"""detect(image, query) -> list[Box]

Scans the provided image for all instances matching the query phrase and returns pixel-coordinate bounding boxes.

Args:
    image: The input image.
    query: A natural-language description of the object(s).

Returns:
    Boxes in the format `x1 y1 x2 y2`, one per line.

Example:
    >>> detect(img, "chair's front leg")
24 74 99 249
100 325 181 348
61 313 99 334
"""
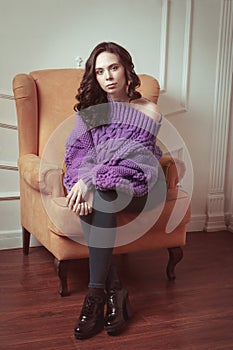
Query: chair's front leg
54 258 70 296
22 227 31 255
166 247 183 280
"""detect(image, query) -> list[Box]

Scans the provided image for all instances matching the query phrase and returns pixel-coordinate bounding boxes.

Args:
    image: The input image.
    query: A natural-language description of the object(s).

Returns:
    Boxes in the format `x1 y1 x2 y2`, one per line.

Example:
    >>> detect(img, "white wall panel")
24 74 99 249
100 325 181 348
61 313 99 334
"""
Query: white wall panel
0 168 19 194
0 96 17 126
0 200 20 231
0 127 18 165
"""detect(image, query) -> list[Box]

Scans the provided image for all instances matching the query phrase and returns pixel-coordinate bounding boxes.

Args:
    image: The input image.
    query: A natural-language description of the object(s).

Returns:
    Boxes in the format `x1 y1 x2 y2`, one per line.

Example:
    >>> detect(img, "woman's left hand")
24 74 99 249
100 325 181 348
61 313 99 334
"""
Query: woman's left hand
66 179 93 215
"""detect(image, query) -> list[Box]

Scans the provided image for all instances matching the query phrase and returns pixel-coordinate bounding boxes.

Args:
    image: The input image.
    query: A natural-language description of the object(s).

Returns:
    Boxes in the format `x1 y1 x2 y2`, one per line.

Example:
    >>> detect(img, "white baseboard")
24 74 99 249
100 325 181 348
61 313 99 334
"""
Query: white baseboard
204 215 228 232
0 230 41 250
186 214 206 232
0 213 231 251
227 216 233 233
187 213 233 233
1 215 207 250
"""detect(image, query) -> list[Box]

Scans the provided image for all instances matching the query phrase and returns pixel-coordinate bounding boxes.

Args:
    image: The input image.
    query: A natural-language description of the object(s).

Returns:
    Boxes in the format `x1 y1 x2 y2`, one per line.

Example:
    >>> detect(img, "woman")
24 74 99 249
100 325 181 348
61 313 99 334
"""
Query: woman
64 42 166 340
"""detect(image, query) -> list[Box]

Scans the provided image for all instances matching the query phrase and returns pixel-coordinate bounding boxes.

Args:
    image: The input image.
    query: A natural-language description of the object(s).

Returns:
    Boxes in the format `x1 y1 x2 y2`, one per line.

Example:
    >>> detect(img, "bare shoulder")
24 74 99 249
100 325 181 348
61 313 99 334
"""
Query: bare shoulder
130 97 162 122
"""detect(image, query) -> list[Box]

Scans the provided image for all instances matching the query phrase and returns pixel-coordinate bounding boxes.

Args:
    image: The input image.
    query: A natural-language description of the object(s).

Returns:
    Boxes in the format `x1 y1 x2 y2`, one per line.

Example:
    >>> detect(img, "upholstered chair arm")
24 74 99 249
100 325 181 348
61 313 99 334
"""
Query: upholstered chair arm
13 74 38 156
18 154 65 197
159 155 186 189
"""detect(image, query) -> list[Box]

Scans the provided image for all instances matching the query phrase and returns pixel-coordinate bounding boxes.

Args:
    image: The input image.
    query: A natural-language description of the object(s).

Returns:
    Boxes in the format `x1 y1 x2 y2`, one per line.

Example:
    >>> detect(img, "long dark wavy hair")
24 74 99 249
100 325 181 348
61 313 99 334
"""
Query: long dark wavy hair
74 42 141 128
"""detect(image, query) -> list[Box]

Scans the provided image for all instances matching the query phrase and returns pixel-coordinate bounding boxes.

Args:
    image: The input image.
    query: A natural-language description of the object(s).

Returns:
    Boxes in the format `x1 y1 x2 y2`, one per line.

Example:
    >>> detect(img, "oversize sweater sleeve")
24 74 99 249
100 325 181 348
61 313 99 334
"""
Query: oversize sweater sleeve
63 114 96 192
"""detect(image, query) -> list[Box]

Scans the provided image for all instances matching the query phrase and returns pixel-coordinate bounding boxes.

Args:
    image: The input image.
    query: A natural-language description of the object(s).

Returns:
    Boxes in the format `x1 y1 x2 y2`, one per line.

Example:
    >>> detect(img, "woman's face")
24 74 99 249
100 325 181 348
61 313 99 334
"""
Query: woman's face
95 51 128 100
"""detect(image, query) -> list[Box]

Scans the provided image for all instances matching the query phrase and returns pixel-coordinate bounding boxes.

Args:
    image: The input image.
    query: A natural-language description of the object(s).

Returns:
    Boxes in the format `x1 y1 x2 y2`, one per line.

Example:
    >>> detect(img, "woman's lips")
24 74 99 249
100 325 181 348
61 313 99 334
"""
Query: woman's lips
106 83 117 88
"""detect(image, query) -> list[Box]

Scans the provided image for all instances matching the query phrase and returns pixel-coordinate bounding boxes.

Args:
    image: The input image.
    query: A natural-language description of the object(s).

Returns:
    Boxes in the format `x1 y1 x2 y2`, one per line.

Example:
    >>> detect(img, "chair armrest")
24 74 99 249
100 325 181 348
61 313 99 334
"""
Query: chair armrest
18 154 65 196
160 155 186 189
18 153 185 194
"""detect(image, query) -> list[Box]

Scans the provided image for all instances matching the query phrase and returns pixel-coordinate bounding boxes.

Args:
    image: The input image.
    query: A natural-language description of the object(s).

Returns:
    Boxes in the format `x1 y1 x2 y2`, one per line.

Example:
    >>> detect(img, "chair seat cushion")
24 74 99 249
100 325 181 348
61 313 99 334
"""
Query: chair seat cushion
47 188 190 249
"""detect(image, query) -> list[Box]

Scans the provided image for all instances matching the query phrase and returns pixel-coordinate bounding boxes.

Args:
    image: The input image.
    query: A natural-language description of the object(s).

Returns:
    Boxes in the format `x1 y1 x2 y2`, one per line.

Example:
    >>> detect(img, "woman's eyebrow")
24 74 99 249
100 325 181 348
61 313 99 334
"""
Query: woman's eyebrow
95 63 119 70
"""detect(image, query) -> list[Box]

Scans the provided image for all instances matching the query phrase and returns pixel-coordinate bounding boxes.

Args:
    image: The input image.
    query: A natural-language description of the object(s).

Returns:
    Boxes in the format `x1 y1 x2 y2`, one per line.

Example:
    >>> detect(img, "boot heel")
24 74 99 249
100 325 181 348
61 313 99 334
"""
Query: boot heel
105 288 131 336
123 295 132 320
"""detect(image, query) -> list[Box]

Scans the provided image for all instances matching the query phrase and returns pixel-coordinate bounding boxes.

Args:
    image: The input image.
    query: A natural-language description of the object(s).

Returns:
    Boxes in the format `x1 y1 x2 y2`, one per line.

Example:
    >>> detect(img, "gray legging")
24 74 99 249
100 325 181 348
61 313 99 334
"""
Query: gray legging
80 168 167 289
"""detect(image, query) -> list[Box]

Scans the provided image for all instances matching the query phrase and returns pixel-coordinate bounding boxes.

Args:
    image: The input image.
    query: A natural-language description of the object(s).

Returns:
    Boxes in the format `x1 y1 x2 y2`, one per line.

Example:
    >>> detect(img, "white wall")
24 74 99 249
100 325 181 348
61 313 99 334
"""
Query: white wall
0 0 232 249
0 0 162 92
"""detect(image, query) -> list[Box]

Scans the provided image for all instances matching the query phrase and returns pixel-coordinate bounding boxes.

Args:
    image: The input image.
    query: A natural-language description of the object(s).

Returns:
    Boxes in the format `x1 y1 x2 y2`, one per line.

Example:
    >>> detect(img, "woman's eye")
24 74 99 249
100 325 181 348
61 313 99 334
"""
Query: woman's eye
96 69 103 75
111 65 118 71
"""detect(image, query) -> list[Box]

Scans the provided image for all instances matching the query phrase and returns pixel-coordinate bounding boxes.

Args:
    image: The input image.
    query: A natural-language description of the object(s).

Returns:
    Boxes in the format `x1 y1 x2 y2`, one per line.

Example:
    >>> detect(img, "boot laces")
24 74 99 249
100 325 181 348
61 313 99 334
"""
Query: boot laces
82 295 103 317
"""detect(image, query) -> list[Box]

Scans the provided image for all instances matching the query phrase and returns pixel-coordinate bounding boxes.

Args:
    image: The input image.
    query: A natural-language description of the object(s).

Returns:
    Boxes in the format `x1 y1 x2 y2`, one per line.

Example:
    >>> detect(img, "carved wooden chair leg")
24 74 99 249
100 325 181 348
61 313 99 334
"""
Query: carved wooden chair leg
54 258 70 296
166 247 183 280
22 227 31 256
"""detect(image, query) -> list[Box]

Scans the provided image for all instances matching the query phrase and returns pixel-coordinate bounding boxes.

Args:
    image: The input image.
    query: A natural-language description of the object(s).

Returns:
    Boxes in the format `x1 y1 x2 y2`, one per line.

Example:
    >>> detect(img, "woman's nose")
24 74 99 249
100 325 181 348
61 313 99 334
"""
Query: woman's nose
105 70 113 80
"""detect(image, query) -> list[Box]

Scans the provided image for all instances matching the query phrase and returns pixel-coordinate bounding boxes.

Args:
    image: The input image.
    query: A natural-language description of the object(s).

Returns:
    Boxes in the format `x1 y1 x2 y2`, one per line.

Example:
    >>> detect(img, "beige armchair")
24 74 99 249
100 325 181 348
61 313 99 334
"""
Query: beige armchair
13 69 191 296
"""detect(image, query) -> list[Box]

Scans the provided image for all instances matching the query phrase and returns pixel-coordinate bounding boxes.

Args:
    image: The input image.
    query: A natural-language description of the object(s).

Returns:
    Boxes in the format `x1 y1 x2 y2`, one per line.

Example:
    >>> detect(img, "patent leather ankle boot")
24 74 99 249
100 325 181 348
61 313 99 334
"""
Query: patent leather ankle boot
104 288 132 335
74 294 106 340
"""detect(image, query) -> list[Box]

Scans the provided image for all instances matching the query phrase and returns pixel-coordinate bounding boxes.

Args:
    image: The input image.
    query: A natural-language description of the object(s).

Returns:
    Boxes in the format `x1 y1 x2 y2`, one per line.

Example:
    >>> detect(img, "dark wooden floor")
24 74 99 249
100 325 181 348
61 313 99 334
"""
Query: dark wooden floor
0 231 233 350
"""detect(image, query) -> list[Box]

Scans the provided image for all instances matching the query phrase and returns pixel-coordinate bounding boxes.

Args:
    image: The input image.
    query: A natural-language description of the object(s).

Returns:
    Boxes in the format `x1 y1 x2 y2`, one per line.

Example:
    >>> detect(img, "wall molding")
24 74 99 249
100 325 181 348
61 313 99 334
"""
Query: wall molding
159 0 169 91
164 108 187 118
159 0 193 117
205 0 233 231
181 0 192 109
0 192 20 201
0 91 14 100
184 212 233 233
0 122 17 130
0 161 18 171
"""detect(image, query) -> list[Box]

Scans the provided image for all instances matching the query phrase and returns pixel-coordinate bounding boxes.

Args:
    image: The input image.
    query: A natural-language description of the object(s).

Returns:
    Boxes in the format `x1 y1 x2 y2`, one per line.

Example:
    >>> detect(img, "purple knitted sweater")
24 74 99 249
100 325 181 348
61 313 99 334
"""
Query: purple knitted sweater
64 100 162 197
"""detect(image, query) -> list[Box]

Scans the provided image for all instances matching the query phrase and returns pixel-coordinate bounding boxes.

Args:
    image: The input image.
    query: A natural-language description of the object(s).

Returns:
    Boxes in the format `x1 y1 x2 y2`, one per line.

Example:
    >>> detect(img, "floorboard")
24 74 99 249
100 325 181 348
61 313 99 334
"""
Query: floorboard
0 231 233 350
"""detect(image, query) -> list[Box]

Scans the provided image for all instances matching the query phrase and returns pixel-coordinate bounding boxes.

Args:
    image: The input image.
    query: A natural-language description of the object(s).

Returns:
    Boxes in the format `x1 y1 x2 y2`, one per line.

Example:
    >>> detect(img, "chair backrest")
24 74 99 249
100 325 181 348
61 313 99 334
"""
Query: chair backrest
13 69 160 157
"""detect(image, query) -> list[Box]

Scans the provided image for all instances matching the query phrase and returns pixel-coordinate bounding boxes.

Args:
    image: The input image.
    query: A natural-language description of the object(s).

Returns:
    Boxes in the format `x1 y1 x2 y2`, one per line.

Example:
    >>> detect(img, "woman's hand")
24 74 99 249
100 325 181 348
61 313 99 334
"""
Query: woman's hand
66 179 94 216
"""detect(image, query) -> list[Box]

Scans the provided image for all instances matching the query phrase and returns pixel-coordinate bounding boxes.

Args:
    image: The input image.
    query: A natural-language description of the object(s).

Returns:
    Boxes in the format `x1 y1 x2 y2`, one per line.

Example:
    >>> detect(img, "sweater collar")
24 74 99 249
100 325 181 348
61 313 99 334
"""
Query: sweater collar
107 98 162 136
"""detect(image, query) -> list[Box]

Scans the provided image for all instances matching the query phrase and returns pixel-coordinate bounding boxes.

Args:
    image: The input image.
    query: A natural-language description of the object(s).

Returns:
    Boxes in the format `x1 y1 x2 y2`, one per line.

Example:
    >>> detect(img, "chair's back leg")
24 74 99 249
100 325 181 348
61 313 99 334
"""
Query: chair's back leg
166 247 183 280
